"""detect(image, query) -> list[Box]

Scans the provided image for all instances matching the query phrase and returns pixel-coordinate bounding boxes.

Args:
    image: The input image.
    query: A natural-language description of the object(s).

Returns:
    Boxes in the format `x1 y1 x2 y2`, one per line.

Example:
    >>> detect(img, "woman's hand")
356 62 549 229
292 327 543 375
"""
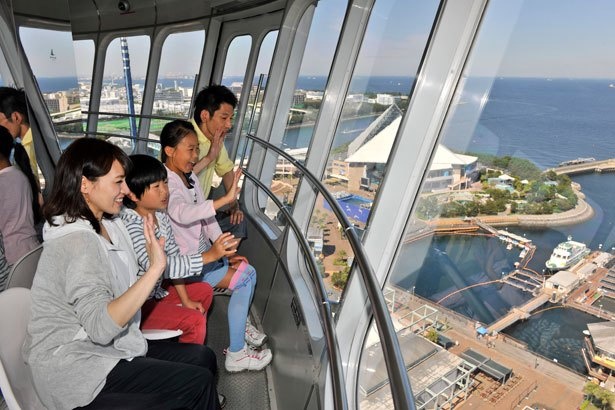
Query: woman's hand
107 214 166 327
144 213 166 276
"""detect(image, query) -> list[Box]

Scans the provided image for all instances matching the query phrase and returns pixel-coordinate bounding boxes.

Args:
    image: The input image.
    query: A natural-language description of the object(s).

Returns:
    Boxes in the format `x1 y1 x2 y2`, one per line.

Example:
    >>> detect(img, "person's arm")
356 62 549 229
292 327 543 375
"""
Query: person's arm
107 214 166 326
222 171 243 225
167 174 218 225
69 216 166 343
214 167 242 211
172 281 204 313
193 127 225 175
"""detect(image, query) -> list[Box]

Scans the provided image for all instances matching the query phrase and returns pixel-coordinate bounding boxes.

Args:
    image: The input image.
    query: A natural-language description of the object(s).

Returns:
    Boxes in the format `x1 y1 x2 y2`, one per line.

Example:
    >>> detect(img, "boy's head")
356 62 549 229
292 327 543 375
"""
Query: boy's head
123 154 168 210
0 87 29 138
192 85 237 138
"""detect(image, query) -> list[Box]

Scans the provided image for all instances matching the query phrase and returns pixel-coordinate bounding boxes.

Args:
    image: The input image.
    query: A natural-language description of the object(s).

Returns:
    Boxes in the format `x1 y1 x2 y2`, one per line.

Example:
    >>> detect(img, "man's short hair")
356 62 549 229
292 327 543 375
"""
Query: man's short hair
192 84 237 125
0 87 29 124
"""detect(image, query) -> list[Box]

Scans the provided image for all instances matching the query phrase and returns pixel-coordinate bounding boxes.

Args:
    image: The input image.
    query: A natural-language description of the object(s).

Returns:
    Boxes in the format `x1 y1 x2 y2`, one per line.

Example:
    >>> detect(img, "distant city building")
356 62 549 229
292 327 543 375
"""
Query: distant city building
155 88 184 102
274 148 307 177
487 174 516 192
43 92 69 113
307 226 324 255
305 90 323 101
586 322 615 373
346 93 364 103
375 94 400 105
292 91 306 107
545 270 580 297
229 82 243 97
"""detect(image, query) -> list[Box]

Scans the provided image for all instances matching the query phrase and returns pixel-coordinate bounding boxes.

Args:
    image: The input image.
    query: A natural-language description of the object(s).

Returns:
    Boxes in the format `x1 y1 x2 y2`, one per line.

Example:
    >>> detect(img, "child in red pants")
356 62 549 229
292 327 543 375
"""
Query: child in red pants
121 155 236 344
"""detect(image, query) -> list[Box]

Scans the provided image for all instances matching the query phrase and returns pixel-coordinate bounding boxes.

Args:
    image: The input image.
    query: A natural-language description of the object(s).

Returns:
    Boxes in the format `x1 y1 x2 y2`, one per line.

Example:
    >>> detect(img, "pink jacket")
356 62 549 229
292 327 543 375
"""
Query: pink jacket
165 166 222 255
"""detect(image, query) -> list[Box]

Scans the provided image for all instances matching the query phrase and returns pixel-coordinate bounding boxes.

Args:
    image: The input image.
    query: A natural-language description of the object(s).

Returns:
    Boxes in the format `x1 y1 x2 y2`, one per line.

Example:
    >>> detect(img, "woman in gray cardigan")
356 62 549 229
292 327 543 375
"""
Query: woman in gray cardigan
23 138 221 410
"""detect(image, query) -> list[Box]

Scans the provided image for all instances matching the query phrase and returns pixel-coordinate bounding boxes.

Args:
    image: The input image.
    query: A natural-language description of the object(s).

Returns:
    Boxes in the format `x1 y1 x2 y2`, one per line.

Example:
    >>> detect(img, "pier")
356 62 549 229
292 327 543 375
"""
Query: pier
550 158 615 175
487 294 550 334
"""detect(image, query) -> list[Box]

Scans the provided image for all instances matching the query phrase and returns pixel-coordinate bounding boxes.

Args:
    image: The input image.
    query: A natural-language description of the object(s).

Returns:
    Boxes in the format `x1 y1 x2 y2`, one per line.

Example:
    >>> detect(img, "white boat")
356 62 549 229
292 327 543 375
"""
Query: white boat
545 237 590 271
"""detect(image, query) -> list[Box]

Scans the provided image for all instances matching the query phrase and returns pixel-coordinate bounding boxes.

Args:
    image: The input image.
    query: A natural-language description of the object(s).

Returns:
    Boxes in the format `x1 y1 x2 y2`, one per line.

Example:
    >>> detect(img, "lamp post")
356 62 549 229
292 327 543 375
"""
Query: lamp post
599 304 603 318
412 286 415 296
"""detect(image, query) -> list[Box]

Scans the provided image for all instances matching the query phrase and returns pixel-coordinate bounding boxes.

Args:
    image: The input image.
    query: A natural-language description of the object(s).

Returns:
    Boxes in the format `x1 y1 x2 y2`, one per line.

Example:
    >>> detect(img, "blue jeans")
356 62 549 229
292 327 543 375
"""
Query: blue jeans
188 257 257 352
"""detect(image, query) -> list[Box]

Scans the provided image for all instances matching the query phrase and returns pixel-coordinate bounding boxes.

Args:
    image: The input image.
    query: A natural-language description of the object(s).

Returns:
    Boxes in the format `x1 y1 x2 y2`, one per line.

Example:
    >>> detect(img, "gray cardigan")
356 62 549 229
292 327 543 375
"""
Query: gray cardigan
22 216 147 410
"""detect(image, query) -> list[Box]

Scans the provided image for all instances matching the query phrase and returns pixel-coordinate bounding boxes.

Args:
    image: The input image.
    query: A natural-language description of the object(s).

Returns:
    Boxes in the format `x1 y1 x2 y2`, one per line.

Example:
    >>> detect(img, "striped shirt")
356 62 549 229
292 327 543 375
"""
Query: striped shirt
120 208 203 299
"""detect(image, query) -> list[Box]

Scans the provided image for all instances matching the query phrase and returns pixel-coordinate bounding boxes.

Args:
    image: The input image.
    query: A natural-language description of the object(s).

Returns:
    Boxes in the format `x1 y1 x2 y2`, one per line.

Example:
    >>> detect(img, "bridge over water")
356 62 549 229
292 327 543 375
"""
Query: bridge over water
487 294 550 334
550 158 615 175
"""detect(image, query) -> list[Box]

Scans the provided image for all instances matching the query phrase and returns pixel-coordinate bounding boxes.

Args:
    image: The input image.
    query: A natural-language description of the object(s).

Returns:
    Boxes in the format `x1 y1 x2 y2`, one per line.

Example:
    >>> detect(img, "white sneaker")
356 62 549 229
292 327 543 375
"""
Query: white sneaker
245 321 267 347
225 344 272 372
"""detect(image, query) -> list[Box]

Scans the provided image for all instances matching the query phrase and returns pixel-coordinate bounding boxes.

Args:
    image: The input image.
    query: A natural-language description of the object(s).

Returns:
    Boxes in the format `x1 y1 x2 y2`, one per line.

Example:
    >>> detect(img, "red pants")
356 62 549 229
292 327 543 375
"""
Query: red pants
140 282 213 344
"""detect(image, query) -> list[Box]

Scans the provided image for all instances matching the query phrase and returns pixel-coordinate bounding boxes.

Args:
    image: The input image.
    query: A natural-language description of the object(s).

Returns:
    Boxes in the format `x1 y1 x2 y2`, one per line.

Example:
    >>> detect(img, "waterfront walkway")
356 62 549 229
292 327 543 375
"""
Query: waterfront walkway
486 294 549 334
550 158 615 175
427 194 594 230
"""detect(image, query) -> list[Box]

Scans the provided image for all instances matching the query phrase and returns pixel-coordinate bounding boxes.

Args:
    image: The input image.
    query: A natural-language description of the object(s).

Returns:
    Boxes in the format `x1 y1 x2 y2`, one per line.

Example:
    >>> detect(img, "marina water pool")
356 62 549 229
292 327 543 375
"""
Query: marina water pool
324 193 373 224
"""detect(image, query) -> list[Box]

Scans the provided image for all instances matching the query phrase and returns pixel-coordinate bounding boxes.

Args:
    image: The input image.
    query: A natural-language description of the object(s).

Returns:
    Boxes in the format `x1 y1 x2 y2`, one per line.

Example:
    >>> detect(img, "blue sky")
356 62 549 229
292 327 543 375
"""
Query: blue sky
17 0 615 80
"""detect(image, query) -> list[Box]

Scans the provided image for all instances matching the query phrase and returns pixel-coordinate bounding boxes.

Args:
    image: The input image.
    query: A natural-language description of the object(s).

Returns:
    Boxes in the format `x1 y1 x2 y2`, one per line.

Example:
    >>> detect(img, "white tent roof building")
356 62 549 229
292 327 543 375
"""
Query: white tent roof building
328 105 478 192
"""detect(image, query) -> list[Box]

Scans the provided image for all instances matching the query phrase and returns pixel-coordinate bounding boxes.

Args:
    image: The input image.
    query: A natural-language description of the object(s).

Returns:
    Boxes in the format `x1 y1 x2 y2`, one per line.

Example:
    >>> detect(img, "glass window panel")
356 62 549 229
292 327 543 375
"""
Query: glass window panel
317 0 439 296
262 1 347 225
146 30 205 156
99 35 150 152
222 35 251 107
71 39 94 142
281 0 346 151
20 27 83 143
371 0 615 407
154 30 205 122
0 48 12 86
241 30 277 139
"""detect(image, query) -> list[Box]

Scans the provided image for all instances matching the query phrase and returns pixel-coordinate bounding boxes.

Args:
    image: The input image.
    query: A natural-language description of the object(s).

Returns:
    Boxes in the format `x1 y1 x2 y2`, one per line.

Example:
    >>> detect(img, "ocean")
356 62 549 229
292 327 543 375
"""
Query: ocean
37 75 413 95
393 77 615 374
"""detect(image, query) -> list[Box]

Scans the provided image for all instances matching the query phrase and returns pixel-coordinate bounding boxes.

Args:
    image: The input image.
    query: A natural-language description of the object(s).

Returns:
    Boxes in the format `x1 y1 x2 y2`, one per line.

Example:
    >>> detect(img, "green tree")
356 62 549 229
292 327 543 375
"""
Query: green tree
425 328 438 344
583 382 615 409
334 250 348 266
416 195 440 220
331 266 350 289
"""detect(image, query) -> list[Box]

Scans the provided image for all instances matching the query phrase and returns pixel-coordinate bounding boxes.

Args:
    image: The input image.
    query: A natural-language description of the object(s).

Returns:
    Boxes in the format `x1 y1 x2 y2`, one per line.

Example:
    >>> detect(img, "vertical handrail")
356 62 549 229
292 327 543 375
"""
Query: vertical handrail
242 133 415 409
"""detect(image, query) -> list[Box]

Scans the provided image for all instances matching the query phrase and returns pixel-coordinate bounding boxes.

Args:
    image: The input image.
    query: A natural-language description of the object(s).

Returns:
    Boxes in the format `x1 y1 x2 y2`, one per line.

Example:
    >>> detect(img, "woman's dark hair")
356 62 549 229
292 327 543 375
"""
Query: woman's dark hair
123 154 167 209
160 119 196 163
0 126 42 223
44 138 132 234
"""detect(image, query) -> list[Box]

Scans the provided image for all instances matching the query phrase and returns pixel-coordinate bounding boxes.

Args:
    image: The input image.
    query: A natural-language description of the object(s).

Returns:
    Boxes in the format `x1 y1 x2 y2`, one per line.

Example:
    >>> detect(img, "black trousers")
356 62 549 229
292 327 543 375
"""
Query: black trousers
77 341 220 410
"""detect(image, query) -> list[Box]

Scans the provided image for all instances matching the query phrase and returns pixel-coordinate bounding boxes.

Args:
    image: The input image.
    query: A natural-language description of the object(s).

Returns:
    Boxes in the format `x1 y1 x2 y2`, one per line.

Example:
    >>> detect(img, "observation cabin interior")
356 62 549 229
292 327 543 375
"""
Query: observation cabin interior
2 0 615 409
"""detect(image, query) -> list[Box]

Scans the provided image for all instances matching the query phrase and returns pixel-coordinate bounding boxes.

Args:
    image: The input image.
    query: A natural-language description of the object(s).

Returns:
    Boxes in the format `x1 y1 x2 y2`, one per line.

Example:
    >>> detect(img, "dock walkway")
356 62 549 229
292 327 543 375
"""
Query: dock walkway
487 294 549 334
551 158 615 175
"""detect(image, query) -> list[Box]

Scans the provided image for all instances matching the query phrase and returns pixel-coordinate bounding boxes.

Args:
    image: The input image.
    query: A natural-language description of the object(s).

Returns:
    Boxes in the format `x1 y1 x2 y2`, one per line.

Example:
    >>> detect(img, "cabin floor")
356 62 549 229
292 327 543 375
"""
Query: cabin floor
206 294 272 410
